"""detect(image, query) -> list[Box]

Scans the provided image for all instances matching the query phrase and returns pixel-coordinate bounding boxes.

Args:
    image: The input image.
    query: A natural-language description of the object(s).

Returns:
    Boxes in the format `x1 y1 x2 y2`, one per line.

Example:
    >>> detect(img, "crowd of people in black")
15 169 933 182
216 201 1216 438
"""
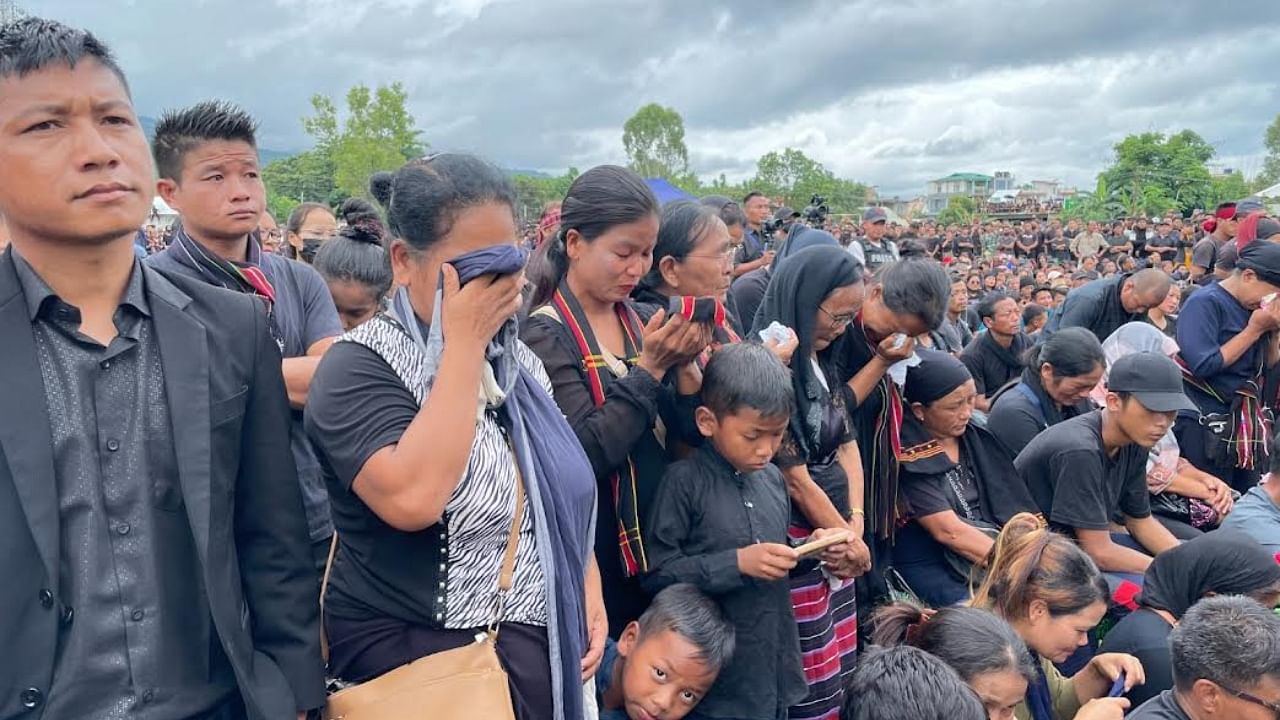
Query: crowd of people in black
7 16 1280 720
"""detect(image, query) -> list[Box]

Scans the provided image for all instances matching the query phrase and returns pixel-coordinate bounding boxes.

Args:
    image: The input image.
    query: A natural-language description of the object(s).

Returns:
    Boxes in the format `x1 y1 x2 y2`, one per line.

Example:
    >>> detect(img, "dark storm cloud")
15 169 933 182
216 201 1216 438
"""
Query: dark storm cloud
32 0 1280 195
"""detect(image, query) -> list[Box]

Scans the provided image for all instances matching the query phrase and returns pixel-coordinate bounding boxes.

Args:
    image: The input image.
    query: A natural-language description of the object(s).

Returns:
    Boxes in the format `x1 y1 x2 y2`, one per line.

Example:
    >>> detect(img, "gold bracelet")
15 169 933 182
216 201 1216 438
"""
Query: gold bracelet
850 508 865 517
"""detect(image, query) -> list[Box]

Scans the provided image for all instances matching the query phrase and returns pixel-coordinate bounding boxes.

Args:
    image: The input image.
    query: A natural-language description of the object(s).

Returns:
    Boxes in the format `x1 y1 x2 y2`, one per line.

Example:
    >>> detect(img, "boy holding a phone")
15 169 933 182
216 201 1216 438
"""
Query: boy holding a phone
642 343 850 720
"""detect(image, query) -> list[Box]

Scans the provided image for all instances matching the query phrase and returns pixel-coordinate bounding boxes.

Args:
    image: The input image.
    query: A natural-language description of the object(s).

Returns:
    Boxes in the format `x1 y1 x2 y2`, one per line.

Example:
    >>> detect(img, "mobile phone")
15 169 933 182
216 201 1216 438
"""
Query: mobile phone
794 531 852 559
1107 671 1126 698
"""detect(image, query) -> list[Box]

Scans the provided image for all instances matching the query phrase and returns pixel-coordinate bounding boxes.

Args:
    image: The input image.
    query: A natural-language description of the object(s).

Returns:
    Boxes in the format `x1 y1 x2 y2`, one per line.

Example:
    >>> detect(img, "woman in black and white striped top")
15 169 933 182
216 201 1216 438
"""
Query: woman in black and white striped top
306 154 603 720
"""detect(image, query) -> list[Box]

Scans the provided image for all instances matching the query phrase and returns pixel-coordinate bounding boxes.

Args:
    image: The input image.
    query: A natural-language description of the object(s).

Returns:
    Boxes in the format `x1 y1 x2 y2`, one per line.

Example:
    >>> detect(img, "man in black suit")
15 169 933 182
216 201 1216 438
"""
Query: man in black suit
0 18 323 720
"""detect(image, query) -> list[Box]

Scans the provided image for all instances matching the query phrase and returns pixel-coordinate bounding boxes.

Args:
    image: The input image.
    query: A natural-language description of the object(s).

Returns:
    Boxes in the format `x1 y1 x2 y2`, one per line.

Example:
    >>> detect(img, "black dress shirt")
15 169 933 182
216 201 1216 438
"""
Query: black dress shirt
13 254 234 719
641 446 807 720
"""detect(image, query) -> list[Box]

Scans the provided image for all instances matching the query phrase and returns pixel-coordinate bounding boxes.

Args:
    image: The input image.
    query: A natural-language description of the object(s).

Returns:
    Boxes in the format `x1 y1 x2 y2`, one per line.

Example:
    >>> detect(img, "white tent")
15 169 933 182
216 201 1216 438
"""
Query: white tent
1256 182 1280 199
150 196 178 227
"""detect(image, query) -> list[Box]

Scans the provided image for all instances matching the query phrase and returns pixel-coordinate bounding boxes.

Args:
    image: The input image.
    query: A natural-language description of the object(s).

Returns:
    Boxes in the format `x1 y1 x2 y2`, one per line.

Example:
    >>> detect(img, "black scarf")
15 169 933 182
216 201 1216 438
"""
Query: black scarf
752 245 861 460
1015 366 1091 428
980 330 1027 373
1139 529 1280 617
169 223 284 348
897 418 1039 526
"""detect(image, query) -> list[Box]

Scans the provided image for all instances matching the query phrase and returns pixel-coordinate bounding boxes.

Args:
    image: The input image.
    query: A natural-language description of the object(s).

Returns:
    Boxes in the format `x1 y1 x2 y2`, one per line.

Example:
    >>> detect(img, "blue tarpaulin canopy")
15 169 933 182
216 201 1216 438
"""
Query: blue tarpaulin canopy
645 177 694 206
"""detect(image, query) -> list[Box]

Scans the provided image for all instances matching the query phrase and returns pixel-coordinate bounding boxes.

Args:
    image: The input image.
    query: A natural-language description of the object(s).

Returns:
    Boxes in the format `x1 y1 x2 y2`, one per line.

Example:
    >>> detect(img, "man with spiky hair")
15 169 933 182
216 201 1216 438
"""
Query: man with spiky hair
0 17 322 720
147 101 343 575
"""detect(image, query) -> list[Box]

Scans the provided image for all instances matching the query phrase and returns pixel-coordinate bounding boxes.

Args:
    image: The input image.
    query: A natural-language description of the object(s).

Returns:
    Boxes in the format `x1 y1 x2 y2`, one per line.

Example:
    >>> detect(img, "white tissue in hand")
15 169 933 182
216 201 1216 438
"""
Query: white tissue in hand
759 321 795 346
886 351 922 387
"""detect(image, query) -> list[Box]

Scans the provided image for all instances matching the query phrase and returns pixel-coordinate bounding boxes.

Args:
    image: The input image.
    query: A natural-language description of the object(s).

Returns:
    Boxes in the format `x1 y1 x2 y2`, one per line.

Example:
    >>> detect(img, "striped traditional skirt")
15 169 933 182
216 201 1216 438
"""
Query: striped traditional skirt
787 526 859 720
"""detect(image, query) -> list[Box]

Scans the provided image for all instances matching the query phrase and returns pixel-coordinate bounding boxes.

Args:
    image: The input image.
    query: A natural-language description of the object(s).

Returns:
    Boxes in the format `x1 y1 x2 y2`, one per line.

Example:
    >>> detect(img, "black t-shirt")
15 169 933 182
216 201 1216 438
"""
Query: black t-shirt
1013 410 1152 532
986 384 1048 459
1129 691 1192 720
1099 608 1175 707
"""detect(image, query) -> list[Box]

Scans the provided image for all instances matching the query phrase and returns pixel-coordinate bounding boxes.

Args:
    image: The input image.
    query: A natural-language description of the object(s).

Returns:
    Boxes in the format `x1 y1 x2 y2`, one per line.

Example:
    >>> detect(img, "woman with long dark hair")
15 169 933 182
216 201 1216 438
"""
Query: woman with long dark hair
752 244 870 719
971 515 1145 720
986 327 1105 460
523 165 712 633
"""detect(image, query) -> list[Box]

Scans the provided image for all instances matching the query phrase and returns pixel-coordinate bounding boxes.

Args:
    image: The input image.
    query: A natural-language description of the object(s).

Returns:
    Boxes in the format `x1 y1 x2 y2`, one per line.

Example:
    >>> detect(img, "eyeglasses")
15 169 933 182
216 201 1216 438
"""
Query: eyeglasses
1222 685 1280 718
684 246 738 263
819 305 855 326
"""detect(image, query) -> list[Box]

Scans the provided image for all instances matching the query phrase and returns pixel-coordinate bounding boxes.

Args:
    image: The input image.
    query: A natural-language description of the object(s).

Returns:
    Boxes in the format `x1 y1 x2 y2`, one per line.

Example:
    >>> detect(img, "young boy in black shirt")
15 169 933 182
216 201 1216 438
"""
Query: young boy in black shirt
643 343 849 720
1014 352 1191 580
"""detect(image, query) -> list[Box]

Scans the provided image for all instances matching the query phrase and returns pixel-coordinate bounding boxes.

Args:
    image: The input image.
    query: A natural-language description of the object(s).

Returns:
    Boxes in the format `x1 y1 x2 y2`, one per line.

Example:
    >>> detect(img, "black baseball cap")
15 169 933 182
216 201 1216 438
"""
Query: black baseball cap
1106 352 1197 413
773 207 800 222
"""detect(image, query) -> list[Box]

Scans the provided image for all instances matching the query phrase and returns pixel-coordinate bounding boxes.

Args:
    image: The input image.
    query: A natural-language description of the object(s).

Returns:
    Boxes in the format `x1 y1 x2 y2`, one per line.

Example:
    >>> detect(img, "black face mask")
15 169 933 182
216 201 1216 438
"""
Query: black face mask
301 238 323 263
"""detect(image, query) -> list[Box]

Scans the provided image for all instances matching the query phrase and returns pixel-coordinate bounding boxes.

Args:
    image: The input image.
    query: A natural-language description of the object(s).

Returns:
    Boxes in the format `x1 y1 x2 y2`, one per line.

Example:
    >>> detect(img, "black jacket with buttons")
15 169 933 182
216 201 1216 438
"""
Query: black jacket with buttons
0 251 324 720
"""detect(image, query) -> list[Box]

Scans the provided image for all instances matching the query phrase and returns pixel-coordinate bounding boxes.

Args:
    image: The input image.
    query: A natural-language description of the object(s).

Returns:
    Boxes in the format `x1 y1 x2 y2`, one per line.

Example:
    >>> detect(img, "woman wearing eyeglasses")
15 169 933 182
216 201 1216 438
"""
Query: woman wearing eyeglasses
751 242 871 720
632 200 742 337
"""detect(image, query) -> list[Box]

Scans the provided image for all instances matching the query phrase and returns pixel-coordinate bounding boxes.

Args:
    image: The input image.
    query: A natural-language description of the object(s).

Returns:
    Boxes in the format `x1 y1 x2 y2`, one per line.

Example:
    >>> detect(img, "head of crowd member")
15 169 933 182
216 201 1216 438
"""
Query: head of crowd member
1118 255 1136 273
1209 201 1239 238
1227 242 1280 310
755 244 864 356
1103 351 1196 449
257 211 282 253
1023 326 1106 409
532 165 660 309
1257 216 1280 244
312 197 392 331
637 200 733 304
154 101 264 252
1119 268 1173 315
1087 220 1101 235
863 206 889 243
742 191 769 230
873 604 1037 720
1032 285 1054 309
696 343 793 474
534 200 561 247
0 19 152 258
613 583 735 720
286 201 337 264
369 152 521 328
1153 283 1181 317
699 195 746 246
861 258 952 340
1142 531 1280 619
842 646 986 720
977 292 1020 340
905 349 976 440
971 513 1110 664
984 272 999 291
1022 303 1046 334
967 272 983 295
949 276 970 317
1166 596 1280 720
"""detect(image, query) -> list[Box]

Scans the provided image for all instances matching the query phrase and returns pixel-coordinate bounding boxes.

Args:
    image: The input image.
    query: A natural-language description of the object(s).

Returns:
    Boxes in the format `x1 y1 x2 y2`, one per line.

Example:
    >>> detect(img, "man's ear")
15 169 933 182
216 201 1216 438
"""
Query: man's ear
156 177 180 211
694 406 717 439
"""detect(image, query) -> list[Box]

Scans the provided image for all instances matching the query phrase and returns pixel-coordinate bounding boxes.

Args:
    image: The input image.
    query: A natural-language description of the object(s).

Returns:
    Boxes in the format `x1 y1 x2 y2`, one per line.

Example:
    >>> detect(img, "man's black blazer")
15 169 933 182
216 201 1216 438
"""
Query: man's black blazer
0 248 325 719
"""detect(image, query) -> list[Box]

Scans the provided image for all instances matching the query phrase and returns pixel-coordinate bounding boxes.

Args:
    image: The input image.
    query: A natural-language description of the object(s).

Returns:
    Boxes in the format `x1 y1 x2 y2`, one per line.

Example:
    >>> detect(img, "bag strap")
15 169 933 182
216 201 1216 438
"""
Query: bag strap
320 531 339 663
489 444 527 638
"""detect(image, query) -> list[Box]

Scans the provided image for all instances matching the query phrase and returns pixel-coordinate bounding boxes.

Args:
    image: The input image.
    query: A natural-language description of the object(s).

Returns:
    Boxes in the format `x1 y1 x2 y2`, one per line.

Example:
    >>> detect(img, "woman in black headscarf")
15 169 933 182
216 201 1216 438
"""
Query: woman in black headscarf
896 349 1040 607
1100 530 1280 706
751 244 869 720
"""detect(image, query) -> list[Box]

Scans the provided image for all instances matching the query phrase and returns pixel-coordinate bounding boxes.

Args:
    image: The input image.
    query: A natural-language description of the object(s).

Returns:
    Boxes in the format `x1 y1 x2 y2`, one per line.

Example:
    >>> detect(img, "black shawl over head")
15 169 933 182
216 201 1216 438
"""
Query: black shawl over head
753 244 861 459
1140 529 1280 618
899 349 1039 525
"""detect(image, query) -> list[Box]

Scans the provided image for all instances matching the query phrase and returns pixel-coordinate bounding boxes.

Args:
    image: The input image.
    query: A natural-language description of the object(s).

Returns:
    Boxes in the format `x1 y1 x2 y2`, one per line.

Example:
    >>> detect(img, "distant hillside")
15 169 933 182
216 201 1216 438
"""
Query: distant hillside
139 115 295 164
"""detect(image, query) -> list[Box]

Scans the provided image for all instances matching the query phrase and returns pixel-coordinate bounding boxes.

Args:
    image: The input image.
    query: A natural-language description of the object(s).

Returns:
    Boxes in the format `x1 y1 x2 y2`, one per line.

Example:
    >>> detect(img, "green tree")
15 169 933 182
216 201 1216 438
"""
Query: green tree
750 148 869 214
302 83 426 199
1208 171 1250 209
1258 113 1280 188
1059 177 1127 222
622 103 690 180
511 168 580 223
262 150 337 220
936 195 978 226
1098 130 1215 216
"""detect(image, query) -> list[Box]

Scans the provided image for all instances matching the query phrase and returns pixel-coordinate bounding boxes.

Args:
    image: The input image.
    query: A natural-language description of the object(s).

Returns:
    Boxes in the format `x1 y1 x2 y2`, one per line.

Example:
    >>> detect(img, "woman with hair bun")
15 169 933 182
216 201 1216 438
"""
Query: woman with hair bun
306 153 602 720
971 514 1145 720
873 603 1037 720
524 165 713 633
312 197 392 330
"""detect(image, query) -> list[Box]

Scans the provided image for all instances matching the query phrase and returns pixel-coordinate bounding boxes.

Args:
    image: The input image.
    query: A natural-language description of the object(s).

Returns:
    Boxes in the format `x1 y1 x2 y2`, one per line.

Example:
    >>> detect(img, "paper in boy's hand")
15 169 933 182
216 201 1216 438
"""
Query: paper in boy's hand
794 530 853 559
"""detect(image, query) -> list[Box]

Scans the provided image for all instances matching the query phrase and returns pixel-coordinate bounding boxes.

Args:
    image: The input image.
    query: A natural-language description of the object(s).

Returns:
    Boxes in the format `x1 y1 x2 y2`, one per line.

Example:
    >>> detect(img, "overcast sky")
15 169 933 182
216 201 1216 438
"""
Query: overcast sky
31 0 1280 197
